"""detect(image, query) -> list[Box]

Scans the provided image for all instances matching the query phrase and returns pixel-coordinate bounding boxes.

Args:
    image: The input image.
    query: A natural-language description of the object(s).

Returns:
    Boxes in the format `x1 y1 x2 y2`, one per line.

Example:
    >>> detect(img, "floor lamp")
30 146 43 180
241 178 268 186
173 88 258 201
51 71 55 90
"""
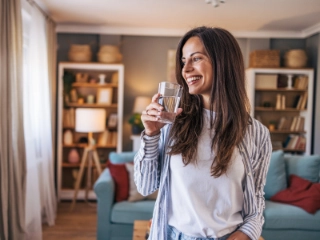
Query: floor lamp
70 108 106 210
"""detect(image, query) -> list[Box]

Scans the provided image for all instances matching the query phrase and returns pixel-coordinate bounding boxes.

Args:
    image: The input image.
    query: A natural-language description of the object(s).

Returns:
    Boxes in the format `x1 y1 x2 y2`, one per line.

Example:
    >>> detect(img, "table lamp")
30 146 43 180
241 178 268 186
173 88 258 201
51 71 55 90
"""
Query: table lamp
71 108 106 210
133 96 151 114
129 96 151 135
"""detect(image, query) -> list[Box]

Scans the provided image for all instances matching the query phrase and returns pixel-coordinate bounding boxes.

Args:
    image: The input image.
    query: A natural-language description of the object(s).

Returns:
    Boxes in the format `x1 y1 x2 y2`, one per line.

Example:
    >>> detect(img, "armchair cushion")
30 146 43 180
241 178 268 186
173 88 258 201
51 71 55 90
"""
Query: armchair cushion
111 200 155 224
264 150 287 199
263 200 320 231
109 151 137 164
284 155 320 183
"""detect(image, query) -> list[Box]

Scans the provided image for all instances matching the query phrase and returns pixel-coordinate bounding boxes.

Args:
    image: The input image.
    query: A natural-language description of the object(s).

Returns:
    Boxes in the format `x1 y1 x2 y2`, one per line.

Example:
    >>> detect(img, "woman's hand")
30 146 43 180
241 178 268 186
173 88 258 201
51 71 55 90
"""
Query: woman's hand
141 93 182 136
227 231 251 240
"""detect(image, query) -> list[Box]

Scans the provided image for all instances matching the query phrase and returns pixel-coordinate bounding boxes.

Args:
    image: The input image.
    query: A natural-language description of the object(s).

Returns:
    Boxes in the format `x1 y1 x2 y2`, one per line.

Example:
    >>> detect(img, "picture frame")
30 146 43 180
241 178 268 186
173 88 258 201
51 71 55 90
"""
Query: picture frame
107 113 118 130
97 87 113 104
167 49 176 83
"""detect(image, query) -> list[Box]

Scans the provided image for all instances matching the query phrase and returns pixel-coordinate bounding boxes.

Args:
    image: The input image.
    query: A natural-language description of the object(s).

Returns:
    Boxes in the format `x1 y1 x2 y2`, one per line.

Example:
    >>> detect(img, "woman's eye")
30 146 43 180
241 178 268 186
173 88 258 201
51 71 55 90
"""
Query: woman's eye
193 57 201 62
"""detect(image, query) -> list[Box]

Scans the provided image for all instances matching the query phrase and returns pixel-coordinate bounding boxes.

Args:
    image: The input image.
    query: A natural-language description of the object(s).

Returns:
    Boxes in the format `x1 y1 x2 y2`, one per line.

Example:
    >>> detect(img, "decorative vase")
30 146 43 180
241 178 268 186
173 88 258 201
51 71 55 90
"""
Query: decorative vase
132 125 143 135
68 148 80 164
63 130 73 145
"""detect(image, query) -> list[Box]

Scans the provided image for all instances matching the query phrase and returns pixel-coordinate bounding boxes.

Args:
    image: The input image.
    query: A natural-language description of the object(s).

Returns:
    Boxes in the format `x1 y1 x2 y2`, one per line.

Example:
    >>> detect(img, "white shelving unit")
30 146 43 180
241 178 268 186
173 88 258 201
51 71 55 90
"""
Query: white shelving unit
246 68 314 155
57 62 124 201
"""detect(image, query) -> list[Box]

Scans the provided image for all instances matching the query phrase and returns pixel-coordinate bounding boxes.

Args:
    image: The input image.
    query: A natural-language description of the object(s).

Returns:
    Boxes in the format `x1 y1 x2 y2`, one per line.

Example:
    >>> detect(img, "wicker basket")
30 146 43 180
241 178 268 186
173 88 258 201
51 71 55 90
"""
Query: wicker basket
68 44 92 62
97 45 122 63
284 49 307 68
249 50 280 68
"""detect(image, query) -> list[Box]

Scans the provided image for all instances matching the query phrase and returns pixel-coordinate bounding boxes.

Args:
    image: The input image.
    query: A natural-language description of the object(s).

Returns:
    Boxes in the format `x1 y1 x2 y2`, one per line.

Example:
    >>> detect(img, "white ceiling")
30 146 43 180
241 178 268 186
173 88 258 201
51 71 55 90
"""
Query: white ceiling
35 0 320 38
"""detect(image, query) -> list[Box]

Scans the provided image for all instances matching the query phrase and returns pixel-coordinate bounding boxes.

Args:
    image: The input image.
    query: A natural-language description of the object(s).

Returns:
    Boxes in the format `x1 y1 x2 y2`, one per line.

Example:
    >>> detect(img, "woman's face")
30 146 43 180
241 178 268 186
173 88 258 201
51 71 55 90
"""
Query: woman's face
181 36 213 101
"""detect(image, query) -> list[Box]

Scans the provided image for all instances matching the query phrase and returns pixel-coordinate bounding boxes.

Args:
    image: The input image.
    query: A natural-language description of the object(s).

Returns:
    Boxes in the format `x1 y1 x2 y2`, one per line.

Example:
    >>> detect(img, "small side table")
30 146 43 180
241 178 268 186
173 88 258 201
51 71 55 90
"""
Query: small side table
133 220 149 240
131 135 141 151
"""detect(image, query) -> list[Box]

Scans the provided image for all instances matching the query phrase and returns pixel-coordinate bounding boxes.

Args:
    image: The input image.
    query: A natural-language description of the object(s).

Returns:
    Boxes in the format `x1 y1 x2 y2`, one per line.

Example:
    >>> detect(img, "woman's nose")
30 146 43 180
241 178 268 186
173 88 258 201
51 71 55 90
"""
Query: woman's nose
183 61 193 72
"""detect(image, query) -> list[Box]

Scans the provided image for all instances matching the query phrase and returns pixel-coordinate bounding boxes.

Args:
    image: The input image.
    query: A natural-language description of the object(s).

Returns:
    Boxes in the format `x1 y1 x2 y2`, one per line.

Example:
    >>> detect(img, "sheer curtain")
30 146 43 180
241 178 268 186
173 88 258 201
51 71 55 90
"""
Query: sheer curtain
0 0 27 239
22 1 57 239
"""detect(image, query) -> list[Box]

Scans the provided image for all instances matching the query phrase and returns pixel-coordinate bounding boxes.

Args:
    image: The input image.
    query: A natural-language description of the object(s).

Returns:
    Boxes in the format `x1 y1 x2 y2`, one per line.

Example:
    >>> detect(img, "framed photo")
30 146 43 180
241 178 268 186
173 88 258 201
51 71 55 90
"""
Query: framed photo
97 88 113 104
167 49 176 83
108 113 118 130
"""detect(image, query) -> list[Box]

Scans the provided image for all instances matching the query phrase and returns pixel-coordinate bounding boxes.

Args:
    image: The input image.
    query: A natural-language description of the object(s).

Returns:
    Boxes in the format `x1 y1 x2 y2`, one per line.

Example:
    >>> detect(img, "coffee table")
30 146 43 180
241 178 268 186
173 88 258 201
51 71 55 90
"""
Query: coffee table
132 220 264 240
133 220 150 240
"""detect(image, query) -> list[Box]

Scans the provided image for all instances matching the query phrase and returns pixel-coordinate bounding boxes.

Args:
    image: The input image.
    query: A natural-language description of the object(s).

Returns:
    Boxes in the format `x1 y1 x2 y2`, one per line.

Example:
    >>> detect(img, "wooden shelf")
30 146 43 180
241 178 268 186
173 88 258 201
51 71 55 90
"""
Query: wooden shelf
283 148 305 152
57 62 124 201
72 82 118 88
272 147 305 153
255 88 307 92
66 103 117 108
269 130 306 134
255 107 305 112
246 68 314 155
63 144 116 148
62 162 107 168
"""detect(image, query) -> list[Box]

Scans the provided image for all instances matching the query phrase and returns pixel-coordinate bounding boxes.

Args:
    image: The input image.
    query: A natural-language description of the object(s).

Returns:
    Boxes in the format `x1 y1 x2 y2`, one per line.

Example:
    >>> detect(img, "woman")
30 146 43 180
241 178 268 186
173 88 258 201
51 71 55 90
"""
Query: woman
134 26 272 240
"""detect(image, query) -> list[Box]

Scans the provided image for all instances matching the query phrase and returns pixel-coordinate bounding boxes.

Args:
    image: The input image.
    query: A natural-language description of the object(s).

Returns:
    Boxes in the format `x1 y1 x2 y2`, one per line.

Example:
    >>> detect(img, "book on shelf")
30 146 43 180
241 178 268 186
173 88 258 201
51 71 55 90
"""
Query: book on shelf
294 75 308 90
294 92 308 110
283 134 306 150
300 92 308 110
63 108 75 128
277 117 286 130
296 136 306 150
289 116 305 131
277 116 293 131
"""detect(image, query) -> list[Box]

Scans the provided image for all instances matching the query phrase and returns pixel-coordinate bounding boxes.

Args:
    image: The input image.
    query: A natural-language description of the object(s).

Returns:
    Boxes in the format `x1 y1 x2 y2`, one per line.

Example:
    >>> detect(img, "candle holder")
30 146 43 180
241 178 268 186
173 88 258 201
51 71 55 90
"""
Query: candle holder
287 74 293 89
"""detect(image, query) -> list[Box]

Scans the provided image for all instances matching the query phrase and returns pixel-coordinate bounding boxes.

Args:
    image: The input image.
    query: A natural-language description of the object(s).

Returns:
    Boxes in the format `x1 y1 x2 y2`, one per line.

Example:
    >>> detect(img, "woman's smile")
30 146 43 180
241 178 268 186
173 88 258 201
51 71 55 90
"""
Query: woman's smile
181 36 213 100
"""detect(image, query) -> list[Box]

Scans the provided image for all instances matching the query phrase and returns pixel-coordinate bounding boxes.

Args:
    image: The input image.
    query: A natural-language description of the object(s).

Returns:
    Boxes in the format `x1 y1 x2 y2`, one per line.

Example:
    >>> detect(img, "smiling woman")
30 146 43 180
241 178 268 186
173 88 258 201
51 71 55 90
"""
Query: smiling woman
134 26 272 240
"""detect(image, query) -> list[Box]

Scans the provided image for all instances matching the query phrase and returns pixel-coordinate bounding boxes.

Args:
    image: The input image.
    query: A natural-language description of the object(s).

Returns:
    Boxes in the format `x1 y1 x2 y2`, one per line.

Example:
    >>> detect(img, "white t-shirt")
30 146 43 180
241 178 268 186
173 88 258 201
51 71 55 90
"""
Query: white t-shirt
168 109 245 238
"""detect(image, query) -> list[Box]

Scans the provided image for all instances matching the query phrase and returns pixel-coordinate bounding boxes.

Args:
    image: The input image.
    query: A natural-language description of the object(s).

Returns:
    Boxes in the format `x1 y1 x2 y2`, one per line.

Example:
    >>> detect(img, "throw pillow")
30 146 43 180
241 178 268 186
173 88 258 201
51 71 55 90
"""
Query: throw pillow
107 161 129 202
109 151 137 164
284 155 320 183
271 174 320 214
125 163 158 202
264 150 287 199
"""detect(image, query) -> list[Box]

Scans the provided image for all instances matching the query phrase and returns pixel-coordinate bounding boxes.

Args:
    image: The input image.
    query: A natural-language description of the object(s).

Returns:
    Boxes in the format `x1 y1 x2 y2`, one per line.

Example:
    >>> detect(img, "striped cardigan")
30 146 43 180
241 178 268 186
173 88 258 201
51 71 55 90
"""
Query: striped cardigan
134 118 272 240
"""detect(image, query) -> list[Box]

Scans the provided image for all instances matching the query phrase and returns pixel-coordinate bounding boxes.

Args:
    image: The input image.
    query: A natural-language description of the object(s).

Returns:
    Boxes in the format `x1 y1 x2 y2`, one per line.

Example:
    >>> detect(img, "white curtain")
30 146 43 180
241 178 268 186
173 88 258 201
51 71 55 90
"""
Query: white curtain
22 1 57 239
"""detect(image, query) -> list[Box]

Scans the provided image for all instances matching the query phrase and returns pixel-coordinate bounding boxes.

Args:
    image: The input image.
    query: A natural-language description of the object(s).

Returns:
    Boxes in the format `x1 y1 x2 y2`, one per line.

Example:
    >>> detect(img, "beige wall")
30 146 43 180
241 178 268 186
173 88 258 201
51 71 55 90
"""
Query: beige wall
58 33 318 153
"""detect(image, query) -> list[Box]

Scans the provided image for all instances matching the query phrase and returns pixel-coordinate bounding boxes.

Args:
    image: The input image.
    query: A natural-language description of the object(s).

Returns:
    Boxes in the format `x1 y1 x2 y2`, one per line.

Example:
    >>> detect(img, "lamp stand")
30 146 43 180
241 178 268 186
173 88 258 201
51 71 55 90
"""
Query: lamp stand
70 132 102 211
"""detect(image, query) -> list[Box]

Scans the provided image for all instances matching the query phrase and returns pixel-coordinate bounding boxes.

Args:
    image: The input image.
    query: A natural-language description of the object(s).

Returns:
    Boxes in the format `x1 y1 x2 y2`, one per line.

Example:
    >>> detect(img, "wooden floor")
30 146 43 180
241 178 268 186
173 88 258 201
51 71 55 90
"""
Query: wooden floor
42 202 97 240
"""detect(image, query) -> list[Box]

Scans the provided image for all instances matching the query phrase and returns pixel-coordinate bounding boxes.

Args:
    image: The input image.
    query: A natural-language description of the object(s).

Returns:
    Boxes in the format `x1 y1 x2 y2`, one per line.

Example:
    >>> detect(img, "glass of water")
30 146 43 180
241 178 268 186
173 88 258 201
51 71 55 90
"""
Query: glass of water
157 82 183 124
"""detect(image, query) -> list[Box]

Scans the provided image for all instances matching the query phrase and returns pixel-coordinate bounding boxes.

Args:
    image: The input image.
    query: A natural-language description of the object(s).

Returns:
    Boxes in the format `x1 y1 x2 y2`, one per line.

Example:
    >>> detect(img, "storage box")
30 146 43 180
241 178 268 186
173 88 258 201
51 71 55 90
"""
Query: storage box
255 74 278 89
250 50 280 68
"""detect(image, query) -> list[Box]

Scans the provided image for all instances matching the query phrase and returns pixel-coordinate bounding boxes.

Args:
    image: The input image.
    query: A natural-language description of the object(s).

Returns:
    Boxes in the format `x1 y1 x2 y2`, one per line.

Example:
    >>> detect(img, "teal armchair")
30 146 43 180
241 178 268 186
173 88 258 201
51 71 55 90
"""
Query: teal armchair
94 151 155 240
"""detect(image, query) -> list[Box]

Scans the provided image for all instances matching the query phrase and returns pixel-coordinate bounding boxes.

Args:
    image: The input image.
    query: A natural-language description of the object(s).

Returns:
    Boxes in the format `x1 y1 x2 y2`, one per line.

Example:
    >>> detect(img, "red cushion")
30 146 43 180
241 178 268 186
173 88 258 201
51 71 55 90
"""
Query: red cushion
271 174 320 214
107 161 129 202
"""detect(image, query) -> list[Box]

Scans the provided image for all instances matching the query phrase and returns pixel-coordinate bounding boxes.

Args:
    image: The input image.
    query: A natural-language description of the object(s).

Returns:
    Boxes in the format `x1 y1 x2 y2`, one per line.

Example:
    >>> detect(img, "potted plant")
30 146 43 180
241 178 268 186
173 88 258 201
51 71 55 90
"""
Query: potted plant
128 113 144 135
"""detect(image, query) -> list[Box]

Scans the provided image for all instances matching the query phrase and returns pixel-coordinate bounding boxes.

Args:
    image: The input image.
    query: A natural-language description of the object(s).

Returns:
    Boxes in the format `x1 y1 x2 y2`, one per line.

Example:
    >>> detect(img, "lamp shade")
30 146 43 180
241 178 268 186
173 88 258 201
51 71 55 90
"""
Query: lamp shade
133 96 151 113
75 108 106 133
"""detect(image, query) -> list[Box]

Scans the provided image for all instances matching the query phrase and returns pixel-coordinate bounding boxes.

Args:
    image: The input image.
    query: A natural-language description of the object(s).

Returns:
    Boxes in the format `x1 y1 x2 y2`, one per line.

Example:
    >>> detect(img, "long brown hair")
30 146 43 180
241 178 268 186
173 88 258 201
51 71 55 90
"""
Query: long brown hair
168 26 251 177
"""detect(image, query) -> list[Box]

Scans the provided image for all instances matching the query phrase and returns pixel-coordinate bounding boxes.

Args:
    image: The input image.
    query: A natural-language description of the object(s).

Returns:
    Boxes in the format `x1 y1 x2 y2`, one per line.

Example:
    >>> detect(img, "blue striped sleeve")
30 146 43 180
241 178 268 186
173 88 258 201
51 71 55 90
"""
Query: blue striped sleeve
239 119 272 240
133 131 161 196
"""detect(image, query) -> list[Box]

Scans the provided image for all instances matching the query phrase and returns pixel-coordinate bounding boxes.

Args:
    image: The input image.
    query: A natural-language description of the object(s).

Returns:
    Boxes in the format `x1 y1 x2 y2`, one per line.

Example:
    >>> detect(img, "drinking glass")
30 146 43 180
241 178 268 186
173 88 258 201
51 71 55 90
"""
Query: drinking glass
157 82 182 124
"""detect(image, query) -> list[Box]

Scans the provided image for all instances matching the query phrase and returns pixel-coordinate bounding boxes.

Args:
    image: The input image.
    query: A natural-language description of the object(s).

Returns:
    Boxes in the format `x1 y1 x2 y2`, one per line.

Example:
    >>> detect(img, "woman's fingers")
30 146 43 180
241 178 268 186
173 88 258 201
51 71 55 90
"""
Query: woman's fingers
176 108 183 116
144 93 163 117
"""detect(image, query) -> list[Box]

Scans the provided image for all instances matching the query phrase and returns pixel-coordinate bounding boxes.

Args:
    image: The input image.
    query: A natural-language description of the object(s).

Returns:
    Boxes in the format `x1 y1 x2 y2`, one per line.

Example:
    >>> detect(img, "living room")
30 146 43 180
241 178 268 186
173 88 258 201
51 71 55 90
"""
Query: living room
1 0 320 240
